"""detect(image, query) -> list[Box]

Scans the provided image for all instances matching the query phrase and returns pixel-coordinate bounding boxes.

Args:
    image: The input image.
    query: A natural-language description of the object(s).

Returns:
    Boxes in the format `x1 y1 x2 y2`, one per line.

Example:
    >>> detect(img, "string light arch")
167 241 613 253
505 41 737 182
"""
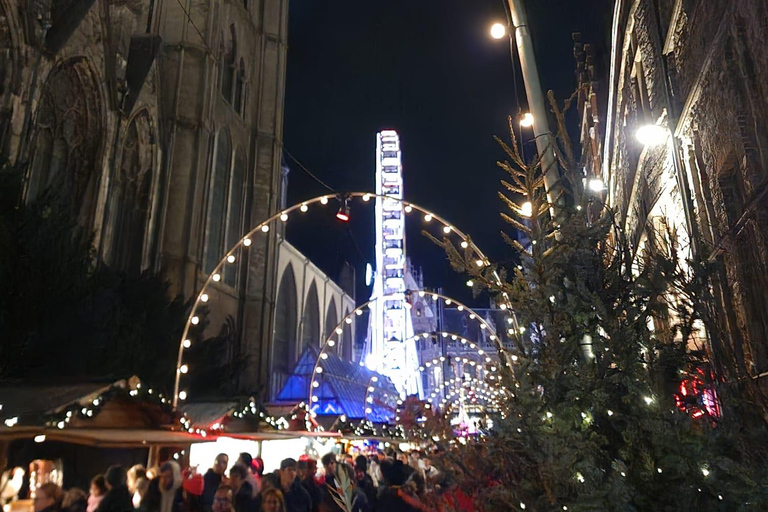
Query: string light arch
308 290 511 414
174 193 519 407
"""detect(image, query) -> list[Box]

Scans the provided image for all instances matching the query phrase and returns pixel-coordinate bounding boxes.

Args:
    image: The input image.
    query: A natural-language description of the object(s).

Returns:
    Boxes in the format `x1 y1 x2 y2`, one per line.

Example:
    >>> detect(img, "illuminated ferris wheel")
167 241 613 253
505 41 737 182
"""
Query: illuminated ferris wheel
363 130 422 398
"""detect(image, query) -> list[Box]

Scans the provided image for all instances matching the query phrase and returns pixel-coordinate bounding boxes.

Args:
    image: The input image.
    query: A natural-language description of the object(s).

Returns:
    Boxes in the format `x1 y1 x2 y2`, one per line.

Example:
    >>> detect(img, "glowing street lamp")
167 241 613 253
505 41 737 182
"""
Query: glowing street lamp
587 178 605 192
635 124 667 147
519 112 534 128
490 23 507 39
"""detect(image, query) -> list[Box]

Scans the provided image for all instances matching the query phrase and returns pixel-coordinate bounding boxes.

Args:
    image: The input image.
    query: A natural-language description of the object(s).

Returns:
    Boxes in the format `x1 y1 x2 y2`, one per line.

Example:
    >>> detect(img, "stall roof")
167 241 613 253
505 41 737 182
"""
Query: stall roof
0 427 340 447
273 347 398 423
0 381 120 417
180 402 238 429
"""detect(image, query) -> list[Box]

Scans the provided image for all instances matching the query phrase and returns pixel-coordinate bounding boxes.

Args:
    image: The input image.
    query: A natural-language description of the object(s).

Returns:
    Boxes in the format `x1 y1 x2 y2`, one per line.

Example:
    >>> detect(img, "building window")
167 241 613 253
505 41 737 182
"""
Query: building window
224 148 246 286
234 59 246 114
28 58 102 225
205 131 232 275
111 112 153 273
220 25 236 103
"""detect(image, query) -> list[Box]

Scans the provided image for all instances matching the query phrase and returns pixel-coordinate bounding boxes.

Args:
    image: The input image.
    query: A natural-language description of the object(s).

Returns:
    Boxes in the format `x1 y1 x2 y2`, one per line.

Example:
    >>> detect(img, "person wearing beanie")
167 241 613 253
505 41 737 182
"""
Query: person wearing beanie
353 457 375 509
276 459 310 512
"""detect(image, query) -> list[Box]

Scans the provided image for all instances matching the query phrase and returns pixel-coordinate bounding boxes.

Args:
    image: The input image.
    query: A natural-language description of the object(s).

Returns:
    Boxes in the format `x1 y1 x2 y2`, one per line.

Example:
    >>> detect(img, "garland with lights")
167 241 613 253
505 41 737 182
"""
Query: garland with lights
172 193 523 406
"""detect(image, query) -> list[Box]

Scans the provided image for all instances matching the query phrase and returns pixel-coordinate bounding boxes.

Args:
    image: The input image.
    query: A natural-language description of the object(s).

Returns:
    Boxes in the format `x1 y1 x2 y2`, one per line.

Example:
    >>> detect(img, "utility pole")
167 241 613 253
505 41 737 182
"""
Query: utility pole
506 0 563 208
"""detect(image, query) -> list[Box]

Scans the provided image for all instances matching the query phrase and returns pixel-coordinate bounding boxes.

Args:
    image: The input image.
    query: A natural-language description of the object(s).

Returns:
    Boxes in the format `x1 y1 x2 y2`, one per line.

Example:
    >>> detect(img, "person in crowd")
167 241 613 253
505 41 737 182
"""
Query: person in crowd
127 467 147 497
353 457 375 509
202 454 228 511
374 460 420 512
210 487 233 512
257 488 285 512
235 454 260 497
318 454 345 512
133 479 151 512
276 459 311 512
296 458 319 512
180 472 204 512
228 465 256 512
87 475 107 512
34 483 64 512
62 488 87 512
251 459 264 492
157 461 183 512
95 466 132 512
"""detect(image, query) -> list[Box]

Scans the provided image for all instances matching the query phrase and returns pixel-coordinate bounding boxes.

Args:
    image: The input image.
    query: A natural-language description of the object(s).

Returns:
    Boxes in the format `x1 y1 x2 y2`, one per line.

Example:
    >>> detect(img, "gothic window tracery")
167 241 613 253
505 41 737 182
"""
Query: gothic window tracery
224 148 246 286
205 131 232 274
221 25 236 103
29 58 103 227
111 111 153 273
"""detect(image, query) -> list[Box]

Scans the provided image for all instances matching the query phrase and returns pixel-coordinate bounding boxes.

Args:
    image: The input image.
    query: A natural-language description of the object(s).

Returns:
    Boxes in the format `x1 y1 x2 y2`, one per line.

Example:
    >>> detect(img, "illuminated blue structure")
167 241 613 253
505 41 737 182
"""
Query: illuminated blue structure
274 346 398 423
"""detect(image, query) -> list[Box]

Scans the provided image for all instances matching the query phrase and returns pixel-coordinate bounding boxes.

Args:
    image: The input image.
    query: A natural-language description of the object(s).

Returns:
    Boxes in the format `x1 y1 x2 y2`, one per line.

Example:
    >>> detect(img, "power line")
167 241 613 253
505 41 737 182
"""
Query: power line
283 149 336 193
173 0 214 55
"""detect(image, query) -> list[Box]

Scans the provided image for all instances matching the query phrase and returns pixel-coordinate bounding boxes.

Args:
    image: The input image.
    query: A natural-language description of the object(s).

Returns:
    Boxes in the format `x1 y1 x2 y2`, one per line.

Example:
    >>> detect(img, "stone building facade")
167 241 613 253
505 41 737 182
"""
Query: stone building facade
0 0 289 394
587 0 768 381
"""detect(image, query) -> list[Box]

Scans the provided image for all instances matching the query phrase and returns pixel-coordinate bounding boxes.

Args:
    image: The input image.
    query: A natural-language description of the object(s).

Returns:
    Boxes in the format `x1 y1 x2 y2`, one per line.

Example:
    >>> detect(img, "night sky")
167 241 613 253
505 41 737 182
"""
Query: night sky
282 0 613 306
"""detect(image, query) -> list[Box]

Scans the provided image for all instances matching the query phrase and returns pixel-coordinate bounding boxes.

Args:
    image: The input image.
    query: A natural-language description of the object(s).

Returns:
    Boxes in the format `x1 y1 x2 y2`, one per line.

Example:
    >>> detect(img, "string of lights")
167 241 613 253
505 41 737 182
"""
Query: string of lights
173 193 521 407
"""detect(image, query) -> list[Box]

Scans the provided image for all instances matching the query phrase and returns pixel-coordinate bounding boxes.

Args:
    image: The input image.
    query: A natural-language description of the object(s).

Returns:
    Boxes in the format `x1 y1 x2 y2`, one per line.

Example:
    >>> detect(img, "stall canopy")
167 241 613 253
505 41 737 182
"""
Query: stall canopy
0 376 211 447
273 346 398 423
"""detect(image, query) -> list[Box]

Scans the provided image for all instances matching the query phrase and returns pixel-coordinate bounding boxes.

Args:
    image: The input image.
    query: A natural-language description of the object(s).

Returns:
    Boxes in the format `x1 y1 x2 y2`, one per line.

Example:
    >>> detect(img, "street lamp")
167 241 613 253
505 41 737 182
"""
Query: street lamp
519 112 534 128
490 23 507 39
635 124 667 147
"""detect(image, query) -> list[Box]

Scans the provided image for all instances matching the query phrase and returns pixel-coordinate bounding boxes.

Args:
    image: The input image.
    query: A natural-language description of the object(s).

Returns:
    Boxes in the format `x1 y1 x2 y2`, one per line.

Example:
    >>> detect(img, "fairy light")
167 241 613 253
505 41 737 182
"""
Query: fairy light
173 193 517 406
200 294 209 302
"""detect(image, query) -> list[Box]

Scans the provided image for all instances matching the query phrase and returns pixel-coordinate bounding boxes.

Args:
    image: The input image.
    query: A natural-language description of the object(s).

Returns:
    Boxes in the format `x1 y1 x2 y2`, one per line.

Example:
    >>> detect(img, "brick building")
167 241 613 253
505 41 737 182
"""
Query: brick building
0 0 289 394
581 0 768 382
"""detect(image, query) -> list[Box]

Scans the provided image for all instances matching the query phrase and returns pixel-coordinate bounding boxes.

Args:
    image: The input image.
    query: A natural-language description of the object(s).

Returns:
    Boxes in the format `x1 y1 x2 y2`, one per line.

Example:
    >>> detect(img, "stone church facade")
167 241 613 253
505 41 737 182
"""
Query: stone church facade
0 0 288 394
580 0 768 386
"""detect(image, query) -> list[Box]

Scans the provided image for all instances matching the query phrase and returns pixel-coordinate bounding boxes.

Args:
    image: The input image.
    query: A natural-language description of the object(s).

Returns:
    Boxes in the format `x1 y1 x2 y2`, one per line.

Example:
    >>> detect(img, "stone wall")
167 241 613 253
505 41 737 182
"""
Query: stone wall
0 0 290 397
601 0 768 379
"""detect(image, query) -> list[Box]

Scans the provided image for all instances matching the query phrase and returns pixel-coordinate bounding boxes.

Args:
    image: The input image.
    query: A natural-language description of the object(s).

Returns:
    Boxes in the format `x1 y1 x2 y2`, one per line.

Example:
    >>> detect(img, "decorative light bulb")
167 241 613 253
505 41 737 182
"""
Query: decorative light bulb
443 226 452 234
424 214 432 222
300 204 308 212
227 255 236 263
191 316 200 325
183 339 192 348
362 194 371 201
243 238 252 246
261 225 269 233
212 273 221 282
200 294 209 303
404 205 412 213
179 391 187 400
280 213 289 221
179 365 188 374
320 196 328 205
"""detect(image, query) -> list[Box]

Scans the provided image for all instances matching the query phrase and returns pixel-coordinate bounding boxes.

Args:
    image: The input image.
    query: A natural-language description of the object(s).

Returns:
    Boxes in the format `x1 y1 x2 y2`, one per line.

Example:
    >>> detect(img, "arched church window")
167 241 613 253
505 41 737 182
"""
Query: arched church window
234 59 246 114
221 25 236 103
301 281 320 350
273 264 298 396
28 58 102 225
205 131 231 274
111 112 153 273
224 148 246 286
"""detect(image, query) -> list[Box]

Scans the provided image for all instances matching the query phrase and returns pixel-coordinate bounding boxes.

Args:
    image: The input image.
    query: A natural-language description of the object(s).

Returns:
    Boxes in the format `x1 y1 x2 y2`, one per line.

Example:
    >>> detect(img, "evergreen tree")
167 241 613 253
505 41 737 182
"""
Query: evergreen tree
429 95 768 511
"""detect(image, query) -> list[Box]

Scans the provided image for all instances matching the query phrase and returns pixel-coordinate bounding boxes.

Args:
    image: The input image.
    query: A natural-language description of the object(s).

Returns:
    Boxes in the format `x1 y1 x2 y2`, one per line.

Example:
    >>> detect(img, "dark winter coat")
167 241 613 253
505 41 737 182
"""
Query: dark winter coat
234 481 257 512
300 478 321 512
202 470 223 510
356 475 376 510
283 478 312 512
95 486 133 512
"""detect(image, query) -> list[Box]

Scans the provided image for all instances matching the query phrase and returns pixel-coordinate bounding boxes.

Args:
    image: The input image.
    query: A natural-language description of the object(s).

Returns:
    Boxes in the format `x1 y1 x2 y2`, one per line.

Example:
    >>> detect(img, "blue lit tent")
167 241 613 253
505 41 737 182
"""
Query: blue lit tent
274 346 397 424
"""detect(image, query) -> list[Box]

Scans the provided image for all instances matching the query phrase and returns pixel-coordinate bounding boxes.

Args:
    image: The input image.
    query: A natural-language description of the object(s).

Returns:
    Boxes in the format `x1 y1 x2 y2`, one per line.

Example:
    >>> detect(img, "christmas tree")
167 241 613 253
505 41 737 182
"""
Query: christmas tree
428 95 768 511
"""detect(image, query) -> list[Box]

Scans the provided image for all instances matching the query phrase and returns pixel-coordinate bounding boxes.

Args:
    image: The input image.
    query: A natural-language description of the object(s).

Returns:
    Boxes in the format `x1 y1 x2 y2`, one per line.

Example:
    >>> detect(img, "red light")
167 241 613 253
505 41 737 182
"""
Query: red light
336 210 350 222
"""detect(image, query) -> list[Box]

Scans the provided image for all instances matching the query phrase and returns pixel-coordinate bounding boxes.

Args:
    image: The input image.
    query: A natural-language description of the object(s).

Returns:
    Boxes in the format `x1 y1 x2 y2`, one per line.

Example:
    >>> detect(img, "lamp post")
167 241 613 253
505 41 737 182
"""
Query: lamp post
494 0 563 210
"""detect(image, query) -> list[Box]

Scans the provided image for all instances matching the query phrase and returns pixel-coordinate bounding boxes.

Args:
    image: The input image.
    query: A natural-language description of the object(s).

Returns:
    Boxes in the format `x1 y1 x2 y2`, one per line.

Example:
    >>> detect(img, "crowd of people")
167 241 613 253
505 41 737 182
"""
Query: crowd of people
28 448 453 512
